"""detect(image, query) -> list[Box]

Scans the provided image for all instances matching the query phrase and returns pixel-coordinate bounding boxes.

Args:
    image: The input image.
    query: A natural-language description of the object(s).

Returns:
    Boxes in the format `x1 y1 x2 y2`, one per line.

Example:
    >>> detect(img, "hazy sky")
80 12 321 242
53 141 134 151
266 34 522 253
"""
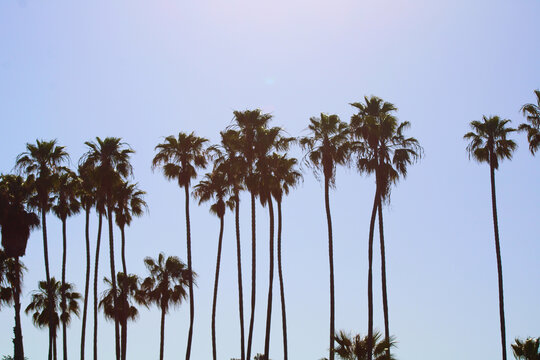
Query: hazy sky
1 1 539 359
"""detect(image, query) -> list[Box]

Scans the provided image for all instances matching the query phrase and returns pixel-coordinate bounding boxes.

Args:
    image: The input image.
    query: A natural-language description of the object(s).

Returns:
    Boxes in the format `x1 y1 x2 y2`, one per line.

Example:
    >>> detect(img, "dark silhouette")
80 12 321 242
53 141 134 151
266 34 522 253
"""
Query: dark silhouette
332 330 397 360
464 115 517 360
519 90 540 155
512 337 540 360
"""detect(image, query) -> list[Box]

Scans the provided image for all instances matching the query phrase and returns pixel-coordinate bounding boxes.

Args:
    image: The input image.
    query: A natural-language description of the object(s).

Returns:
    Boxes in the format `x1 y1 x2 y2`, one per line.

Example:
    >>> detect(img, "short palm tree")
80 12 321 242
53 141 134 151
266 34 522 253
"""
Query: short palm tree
518 90 540 155
141 253 194 360
512 337 540 360
152 132 208 360
25 278 81 360
333 330 396 360
464 115 517 360
299 113 351 360
15 139 69 283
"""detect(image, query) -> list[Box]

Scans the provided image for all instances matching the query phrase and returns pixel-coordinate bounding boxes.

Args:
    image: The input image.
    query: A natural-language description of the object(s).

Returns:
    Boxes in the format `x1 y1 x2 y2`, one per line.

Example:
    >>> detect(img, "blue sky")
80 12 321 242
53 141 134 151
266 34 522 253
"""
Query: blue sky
1 0 539 359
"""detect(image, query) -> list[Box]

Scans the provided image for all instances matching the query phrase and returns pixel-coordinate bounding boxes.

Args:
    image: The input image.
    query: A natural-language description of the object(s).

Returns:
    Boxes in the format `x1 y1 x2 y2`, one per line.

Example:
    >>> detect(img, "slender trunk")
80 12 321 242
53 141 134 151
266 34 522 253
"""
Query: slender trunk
121 321 127 360
81 207 91 360
246 193 256 360
378 201 390 360
276 200 288 360
41 206 51 282
490 161 507 360
61 218 68 360
235 195 246 360
264 197 275 359
13 257 24 360
53 328 58 360
324 176 335 360
49 325 53 360
159 308 166 360
107 203 120 360
367 189 379 360
211 214 225 360
93 214 103 360
120 225 127 275
184 184 195 360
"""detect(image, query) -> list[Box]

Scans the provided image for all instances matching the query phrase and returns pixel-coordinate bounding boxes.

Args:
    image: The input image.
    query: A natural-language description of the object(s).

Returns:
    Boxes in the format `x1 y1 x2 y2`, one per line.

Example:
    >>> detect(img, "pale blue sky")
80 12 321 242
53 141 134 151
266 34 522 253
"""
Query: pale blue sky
1 0 539 359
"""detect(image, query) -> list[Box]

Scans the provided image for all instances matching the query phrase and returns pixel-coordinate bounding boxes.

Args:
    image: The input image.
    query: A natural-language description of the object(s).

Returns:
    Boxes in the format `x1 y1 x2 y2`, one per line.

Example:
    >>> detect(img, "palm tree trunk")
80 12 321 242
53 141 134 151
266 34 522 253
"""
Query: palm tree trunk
276 200 288 360
93 214 103 360
264 197 275 359
120 225 127 275
81 207 91 360
211 214 225 360
246 193 256 360
184 184 195 360
490 162 507 360
367 188 379 360
159 308 166 360
49 325 53 360
377 201 390 360
61 218 68 360
107 204 121 360
234 195 246 360
41 206 51 282
53 328 58 360
324 176 335 360
13 257 24 360
121 321 127 360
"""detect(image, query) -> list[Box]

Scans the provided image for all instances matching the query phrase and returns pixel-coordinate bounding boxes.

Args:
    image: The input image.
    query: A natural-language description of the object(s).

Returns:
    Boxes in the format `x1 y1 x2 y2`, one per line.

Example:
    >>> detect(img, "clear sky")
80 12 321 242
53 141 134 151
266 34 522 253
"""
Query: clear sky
1 0 539 359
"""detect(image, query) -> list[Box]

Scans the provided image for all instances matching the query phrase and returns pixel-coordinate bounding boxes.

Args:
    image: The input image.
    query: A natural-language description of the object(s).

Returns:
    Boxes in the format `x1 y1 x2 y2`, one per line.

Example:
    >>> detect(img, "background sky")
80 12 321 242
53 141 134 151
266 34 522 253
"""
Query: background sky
1 0 539 359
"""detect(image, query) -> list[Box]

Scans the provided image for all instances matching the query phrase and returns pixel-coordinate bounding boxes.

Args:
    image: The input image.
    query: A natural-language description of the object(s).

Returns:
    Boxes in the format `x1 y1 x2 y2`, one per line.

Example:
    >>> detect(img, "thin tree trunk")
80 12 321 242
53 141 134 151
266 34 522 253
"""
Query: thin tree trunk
246 193 256 360
121 321 127 360
81 207 91 360
13 257 24 360
53 329 58 360
264 197 275 359
490 162 507 360
367 188 379 360
93 214 103 360
378 201 390 360
276 200 288 360
159 308 166 360
120 225 127 275
211 214 225 360
235 195 246 360
41 206 51 282
184 184 195 360
324 176 335 360
107 204 120 360
61 218 68 360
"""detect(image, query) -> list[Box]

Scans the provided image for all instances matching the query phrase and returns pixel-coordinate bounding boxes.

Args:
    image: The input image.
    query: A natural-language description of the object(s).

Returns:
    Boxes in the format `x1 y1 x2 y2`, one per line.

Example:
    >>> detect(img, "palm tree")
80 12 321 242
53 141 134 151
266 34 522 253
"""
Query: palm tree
518 90 540 155
15 139 69 283
332 330 396 360
114 181 147 274
25 278 81 360
152 132 208 360
82 137 134 360
0 174 40 360
141 253 194 360
193 167 232 360
100 273 146 360
464 115 517 360
512 337 540 360
53 170 81 360
350 96 422 359
299 114 351 360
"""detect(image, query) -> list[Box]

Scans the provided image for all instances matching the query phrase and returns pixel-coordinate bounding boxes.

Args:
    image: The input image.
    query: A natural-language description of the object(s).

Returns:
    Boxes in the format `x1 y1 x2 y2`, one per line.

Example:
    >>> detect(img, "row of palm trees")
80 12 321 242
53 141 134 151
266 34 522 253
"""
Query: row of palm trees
0 90 539 360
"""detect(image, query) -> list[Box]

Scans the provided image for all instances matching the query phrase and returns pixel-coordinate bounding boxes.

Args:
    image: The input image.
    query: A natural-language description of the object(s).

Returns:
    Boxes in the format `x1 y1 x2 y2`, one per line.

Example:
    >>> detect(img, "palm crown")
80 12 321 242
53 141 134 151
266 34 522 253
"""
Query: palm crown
100 273 145 324
52 169 81 221
193 168 232 218
518 89 540 154
114 181 147 229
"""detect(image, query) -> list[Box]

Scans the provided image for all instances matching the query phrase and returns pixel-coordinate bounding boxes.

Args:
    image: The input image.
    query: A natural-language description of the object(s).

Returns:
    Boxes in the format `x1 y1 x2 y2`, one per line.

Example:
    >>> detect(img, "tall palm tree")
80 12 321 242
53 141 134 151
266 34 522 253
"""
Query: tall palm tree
464 115 517 360
82 137 134 360
15 139 69 283
299 114 351 360
25 278 81 360
141 253 194 360
100 273 146 360
332 330 396 360
512 337 540 360
53 170 81 360
350 96 422 359
0 174 40 360
152 132 208 360
268 154 301 360
114 181 147 274
518 90 540 155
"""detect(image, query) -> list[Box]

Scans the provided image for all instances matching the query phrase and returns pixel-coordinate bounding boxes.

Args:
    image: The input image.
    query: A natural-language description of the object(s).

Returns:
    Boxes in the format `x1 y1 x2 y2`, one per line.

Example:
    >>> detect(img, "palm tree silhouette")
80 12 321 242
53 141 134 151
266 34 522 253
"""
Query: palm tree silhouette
464 115 517 360
25 278 81 360
512 337 540 360
518 90 540 155
82 137 134 360
141 253 194 360
15 139 69 283
152 132 208 360
332 330 396 360
53 169 81 360
299 114 350 360
350 96 422 359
